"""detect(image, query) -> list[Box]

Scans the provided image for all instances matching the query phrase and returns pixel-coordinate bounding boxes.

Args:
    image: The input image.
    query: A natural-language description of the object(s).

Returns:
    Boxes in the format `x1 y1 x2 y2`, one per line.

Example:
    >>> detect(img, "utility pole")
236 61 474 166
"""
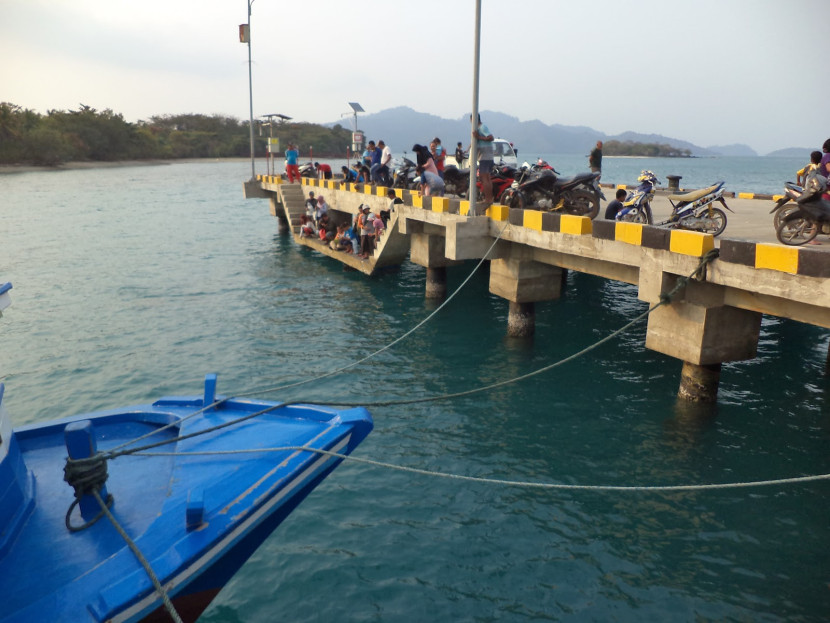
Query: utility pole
240 1 256 180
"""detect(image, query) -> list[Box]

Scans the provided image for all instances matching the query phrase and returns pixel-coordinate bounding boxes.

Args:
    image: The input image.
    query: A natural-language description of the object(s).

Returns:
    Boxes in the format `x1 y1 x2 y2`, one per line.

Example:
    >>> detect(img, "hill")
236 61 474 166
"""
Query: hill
327 106 758 158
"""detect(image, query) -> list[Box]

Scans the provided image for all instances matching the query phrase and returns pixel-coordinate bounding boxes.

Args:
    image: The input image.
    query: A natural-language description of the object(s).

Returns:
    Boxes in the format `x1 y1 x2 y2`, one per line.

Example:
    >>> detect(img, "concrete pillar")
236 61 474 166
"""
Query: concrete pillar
425 267 447 299
277 213 290 234
677 362 721 403
508 301 535 337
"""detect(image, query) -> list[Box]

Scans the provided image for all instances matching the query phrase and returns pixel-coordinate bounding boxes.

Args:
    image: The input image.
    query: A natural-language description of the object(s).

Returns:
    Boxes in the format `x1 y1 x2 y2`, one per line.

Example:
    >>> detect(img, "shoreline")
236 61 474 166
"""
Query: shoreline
0 157 252 175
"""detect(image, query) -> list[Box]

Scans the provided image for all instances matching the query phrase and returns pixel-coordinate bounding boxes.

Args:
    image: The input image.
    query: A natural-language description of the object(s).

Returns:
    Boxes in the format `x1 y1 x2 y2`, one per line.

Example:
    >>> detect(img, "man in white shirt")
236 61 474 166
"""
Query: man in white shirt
375 140 393 186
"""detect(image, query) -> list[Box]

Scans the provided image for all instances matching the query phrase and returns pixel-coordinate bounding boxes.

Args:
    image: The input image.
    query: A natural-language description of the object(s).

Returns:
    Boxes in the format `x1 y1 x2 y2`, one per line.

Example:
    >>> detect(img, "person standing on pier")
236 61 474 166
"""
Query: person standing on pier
376 140 393 186
285 143 300 183
821 139 830 200
589 141 603 174
472 115 495 208
455 142 465 166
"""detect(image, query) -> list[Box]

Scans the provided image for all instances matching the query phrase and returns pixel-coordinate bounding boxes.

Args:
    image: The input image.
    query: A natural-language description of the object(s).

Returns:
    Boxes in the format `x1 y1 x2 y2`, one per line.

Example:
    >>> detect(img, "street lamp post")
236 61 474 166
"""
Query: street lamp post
468 0 482 209
240 1 256 180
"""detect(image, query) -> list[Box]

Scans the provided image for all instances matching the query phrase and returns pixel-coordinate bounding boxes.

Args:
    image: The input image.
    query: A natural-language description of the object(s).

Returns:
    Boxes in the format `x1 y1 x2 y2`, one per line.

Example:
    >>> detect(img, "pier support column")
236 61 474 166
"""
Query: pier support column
410 232 460 300
507 301 535 337
640 264 761 402
677 362 721 402
426 267 447 299
489 258 565 337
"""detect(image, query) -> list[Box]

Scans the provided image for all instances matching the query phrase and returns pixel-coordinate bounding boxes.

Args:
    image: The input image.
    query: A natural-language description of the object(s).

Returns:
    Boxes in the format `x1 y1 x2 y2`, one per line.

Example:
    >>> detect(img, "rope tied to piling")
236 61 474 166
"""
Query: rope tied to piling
659 248 719 306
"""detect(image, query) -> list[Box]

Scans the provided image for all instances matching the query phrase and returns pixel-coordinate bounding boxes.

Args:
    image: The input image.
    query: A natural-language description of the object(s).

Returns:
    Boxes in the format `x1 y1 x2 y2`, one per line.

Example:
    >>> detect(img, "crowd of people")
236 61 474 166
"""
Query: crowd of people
297 189 403 260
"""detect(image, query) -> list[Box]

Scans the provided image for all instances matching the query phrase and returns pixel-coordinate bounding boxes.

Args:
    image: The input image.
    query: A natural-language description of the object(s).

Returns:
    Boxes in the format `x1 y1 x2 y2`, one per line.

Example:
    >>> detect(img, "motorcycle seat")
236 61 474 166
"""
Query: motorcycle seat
668 183 722 202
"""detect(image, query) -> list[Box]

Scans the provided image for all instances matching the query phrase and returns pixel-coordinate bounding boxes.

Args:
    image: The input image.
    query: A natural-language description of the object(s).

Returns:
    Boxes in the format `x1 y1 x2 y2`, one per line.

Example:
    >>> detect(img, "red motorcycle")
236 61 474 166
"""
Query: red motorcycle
475 164 518 202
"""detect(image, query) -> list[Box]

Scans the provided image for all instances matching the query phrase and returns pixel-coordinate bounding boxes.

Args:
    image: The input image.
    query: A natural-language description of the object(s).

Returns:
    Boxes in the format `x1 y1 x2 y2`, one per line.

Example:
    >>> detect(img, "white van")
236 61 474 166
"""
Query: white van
450 138 518 170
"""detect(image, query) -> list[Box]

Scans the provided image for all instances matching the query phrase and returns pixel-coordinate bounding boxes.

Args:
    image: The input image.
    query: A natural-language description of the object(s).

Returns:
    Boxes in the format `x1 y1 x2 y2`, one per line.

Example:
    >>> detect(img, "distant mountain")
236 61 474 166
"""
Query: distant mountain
765 147 814 158
705 144 758 157
326 106 756 158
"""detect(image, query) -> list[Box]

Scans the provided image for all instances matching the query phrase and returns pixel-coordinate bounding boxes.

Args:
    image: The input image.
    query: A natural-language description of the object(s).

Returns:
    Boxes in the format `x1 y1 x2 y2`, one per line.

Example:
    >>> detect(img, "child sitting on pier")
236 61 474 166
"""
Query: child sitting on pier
299 214 316 238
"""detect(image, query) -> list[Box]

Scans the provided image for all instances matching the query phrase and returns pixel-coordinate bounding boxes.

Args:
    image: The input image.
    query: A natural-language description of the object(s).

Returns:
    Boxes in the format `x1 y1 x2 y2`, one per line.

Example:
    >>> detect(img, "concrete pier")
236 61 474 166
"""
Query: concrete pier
246 175 830 402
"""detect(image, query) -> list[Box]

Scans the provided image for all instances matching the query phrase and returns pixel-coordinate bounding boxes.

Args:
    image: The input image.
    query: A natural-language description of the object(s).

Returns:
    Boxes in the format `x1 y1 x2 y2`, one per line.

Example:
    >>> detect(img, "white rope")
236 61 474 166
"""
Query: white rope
131 447 830 493
234 219 512 398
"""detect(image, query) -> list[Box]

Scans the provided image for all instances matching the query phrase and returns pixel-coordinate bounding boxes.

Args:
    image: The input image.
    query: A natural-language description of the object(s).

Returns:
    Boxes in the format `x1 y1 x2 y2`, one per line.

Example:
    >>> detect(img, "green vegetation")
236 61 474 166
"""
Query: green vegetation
603 140 691 158
0 102 352 166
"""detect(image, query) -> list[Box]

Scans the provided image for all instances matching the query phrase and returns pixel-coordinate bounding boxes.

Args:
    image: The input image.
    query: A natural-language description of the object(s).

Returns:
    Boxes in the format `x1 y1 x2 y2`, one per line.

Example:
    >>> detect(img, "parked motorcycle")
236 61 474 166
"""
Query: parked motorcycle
442 164 469 197
392 158 418 189
770 181 804 229
775 173 830 245
615 170 659 224
654 181 732 236
298 162 316 179
500 163 603 219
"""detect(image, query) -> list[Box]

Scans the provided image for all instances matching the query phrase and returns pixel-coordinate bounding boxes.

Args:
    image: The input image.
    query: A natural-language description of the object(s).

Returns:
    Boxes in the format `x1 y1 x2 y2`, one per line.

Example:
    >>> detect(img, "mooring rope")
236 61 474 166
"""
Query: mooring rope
233 219 514 399
130 446 830 494
91 490 183 623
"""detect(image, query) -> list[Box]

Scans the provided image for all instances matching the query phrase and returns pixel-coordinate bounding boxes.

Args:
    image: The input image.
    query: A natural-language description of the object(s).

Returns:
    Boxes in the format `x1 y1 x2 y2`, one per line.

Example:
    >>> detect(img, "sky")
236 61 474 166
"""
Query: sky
1 0 827 155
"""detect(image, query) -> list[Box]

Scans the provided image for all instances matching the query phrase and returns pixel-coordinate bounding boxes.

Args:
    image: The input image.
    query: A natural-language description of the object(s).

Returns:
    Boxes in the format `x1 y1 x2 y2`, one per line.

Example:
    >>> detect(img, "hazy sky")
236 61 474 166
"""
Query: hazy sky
2 0 826 154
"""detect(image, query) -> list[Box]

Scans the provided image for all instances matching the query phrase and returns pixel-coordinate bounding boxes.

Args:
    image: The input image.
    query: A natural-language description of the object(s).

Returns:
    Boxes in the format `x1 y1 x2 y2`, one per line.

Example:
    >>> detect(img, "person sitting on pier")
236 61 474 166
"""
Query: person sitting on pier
314 195 329 224
317 213 335 243
416 165 445 197
299 214 316 238
332 223 354 253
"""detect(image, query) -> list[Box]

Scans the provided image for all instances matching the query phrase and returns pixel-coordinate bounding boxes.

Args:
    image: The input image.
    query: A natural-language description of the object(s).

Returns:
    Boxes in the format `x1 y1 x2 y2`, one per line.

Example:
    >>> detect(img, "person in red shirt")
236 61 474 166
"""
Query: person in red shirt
314 162 332 179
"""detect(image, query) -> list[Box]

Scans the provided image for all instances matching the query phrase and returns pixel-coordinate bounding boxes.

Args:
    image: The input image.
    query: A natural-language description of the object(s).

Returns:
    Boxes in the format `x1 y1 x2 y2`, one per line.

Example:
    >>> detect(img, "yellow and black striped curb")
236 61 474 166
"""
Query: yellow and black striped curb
262 177 830 275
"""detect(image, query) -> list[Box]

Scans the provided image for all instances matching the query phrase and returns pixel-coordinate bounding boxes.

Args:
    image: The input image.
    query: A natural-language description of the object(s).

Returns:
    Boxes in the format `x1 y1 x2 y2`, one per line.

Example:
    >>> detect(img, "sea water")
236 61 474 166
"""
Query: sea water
1 160 828 622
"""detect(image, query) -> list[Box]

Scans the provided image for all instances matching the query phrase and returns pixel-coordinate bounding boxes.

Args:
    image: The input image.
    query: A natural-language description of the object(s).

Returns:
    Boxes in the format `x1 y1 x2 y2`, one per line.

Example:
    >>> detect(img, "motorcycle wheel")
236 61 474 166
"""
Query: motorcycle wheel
702 207 728 236
565 189 599 220
773 205 799 230
776 216 818 245
500 188 524 210
618 208 649 223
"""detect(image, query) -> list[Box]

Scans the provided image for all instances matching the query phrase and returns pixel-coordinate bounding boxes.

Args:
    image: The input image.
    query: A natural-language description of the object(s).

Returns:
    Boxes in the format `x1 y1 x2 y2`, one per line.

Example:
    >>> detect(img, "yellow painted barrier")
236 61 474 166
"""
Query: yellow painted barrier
755 243 799 274
615 221 643 246
412 194 424 208
669 230 714 256
559 214 592 235
523 210 543 231
432 197 450 213
364 184 374 195
376 186 389 197
393 188 404 199
487 205 510 221
459 200 472 216
738 192 755 200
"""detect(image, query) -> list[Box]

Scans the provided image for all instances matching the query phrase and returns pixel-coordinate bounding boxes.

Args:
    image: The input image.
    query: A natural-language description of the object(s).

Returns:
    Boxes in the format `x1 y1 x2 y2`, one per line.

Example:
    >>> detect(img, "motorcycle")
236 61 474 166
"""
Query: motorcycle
775 173 830 245
616 170 659 224
770 181 804 229
655 181 732 236
442 164 469 197
298 162 316 179
500 162 603 219
392 157 418 189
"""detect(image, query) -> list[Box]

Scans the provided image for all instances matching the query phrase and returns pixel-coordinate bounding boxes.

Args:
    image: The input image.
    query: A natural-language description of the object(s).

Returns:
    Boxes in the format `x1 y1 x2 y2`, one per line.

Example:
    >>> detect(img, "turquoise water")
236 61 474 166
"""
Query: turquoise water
1 161 829 622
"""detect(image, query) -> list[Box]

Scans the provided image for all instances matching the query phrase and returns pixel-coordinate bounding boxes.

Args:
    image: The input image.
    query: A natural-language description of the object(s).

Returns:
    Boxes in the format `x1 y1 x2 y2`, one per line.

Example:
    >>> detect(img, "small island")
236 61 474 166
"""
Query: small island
603 140 692 158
